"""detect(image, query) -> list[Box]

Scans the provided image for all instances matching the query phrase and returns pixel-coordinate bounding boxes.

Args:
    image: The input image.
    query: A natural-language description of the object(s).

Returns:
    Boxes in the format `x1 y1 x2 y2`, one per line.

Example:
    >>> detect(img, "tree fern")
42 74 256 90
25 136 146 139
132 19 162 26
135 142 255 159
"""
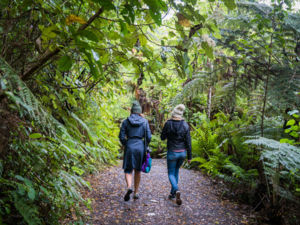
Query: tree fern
171 72 208 105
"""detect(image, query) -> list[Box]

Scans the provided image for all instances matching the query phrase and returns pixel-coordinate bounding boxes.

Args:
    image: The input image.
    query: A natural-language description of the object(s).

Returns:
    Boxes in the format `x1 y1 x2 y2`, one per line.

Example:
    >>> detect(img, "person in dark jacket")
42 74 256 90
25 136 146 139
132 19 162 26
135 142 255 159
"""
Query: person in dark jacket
119 101 152 201
161 104 191 205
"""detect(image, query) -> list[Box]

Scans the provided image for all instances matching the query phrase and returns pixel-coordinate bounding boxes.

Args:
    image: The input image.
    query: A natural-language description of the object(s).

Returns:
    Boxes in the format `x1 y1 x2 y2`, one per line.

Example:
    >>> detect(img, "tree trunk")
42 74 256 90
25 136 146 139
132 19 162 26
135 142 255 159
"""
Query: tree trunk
230 73 237 119
207 86 212 119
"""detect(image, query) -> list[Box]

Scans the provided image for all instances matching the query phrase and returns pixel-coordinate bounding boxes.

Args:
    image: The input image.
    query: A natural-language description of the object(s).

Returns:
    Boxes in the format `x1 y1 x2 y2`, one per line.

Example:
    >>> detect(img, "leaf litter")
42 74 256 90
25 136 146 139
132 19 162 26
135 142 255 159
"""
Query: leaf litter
74 159 252 225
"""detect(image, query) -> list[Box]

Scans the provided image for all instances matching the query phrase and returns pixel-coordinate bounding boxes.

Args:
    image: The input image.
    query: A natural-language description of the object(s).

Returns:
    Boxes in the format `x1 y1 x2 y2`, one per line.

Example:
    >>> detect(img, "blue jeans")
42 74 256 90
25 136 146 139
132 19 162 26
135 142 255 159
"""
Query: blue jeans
167 150 186 195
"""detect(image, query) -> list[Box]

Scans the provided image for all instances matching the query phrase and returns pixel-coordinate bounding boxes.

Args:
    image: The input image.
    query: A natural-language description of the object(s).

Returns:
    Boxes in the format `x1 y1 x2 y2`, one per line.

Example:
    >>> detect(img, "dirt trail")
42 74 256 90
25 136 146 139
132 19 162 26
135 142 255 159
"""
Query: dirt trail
83 159 250 225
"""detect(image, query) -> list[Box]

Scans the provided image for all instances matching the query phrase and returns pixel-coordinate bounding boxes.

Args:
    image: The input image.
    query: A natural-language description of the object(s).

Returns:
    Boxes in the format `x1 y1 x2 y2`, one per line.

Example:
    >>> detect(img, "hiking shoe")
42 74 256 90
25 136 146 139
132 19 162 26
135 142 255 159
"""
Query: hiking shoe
168 194 175 200
175 191 182 205
133 194 139 200
124 189 133 201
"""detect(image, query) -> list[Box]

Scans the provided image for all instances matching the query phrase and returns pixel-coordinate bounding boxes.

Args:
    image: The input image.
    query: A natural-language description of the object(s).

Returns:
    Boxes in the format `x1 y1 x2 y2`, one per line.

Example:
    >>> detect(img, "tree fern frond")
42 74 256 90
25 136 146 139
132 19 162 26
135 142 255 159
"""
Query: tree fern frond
237 1 273 16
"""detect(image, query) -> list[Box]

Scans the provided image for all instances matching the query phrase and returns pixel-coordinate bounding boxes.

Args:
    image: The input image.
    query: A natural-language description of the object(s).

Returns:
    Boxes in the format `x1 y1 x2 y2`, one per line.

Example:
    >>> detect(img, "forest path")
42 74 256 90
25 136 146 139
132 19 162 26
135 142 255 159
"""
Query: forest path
82 159 250 225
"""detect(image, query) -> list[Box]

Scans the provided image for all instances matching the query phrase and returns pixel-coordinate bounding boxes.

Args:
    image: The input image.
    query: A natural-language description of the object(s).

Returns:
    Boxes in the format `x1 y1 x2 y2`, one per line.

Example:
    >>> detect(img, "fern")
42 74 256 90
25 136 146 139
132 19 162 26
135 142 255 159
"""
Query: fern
70 112 96 145
237 1 272 16
245 136 300 202
13 192 42 225
0 57 63 136
0 57 119 224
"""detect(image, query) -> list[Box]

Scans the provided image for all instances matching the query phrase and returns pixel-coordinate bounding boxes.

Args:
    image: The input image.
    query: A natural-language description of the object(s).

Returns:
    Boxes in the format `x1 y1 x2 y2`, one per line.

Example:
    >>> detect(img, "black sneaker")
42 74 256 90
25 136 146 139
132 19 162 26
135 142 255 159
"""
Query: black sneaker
175 191 182 205
133 194 139 200
124 189 133 201
168 194 175 200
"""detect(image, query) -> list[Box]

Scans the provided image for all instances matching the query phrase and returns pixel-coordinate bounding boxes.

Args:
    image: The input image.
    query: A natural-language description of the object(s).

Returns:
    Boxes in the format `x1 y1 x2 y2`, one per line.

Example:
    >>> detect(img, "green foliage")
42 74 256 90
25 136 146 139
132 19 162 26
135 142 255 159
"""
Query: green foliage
245 136 300 202
149 133 167 158
282 110 300 143
0 59 118 223
1 0 300 223
190 112 259 187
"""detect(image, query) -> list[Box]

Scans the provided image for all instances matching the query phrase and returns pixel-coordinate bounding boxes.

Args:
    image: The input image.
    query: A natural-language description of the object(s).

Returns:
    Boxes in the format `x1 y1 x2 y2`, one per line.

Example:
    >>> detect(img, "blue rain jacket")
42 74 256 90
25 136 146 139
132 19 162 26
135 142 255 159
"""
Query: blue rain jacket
119 114 152 172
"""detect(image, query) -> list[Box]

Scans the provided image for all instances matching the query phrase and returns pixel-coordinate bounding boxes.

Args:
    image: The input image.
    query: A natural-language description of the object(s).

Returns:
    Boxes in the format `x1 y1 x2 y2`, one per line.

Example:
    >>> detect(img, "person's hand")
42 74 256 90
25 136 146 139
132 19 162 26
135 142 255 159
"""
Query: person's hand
139 113 144 118
188 160 191 164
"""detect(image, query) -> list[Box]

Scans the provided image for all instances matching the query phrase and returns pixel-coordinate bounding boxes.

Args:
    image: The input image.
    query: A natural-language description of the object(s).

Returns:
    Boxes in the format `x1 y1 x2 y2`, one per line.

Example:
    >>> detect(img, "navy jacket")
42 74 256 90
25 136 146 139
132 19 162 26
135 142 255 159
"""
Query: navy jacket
119 114 152 147
161 119 192 160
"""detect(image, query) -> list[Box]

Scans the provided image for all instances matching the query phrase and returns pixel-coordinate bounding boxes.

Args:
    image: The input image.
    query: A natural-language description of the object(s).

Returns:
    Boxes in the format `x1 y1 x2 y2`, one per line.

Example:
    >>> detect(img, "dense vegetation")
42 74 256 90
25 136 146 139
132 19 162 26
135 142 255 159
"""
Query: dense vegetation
0 0 299 224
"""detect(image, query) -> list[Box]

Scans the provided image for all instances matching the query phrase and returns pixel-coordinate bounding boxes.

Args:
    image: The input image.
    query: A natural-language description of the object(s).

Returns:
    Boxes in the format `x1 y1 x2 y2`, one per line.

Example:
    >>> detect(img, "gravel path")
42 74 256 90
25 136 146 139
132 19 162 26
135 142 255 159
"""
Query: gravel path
83 159 249 225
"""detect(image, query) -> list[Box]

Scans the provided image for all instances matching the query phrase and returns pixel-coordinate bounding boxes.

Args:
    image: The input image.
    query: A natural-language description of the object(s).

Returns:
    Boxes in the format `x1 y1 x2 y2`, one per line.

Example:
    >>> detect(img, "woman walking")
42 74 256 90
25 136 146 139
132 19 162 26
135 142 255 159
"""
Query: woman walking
161 104 191 205
119 101 152 201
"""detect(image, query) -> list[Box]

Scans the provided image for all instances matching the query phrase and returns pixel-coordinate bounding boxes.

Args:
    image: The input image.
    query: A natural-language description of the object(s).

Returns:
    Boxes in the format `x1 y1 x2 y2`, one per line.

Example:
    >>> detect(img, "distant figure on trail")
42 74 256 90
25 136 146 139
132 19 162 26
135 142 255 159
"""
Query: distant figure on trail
161 104 192 205
119 101 152 201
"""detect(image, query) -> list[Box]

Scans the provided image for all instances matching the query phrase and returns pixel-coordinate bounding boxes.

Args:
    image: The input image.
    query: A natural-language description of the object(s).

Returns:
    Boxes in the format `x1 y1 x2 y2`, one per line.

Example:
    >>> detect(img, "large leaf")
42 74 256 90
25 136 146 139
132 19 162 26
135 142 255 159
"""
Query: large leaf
77 30 99 42
201 41 214 59
223 0 236 10
29 133 42 139
57 55 73 71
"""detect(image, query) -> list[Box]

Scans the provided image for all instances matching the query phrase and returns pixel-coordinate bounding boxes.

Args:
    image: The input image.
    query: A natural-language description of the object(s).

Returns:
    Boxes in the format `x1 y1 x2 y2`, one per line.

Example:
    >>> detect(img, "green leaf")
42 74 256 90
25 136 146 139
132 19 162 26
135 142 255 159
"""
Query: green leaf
201 41 214 59
29 133 42 139
72 166 85 175
237 58 243 65
91 0 115 10
58 55 73 71
223 0 236 10
68 96 77 107
77 30 99 42
280 138 295 145
52 100 58 109
40 186 50 196
15 175 25 181
191 157 207 164
289 131 299 138
28 187 35 201
139 35 147 46
291 125 298 131
41 25 58 40
99 53 109 64
168 31 176 37
120 21 128 35
79 92 85 100
286 119 295 126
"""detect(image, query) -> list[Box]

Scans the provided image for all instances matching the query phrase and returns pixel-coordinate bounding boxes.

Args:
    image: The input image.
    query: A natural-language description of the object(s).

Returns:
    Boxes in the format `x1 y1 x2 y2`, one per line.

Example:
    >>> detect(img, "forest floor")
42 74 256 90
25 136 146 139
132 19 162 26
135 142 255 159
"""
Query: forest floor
76 159 252 225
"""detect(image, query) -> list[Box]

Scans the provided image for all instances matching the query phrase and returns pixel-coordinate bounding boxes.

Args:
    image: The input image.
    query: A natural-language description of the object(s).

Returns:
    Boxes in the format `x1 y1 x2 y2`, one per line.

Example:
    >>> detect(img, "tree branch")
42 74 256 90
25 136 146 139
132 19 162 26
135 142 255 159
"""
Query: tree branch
21 7 104 81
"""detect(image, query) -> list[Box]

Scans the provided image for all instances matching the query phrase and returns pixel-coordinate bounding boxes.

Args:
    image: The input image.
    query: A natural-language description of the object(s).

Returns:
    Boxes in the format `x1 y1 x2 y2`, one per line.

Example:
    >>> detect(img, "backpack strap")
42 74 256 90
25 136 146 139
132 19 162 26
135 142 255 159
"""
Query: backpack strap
144 120 147 149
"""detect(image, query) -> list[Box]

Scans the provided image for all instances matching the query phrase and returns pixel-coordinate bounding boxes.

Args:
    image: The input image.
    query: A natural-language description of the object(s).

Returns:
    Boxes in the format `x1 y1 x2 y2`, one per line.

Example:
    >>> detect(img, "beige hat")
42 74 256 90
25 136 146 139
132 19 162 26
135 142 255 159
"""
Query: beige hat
171 104 185 119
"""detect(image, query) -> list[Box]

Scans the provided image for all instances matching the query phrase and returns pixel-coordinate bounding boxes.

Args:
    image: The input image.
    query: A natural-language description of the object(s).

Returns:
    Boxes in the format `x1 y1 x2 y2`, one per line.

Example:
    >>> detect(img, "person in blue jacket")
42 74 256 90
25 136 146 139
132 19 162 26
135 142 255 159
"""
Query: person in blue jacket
161 104 192 205
119 101 152 201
